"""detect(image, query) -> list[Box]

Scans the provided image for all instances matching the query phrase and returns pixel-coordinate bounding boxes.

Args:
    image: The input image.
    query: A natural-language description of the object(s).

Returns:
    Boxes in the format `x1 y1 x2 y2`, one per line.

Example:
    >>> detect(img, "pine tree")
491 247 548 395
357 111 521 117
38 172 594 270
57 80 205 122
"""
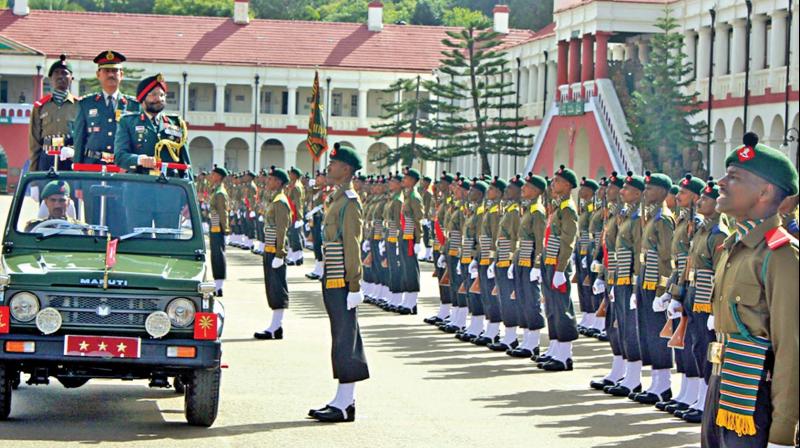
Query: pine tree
626 7 709 178
438 23 528 175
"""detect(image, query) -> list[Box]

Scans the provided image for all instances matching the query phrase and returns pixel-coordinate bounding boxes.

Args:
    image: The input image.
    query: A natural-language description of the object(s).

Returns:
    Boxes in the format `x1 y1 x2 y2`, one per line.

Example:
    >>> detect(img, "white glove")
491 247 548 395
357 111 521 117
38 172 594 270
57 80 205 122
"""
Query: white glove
456 263 462 276
379 241 386 255
609 288 615 302
362 240 370 252
590 260 602 272
629 293 637 310
304 222 310 231
437 255 446 269
530 267 542 283
553 271 567 287
305 211 313 220
59 146 74 161
248 211 255 218
414 242 423 255
346 291 364 310
667 299 682 319
581 256 588 269
421 219 430 226
592 278 606 295
766 444 792 448
707 315 715 331
294 220 303 229
271 257 284 269
258 215 264 222
507 264 515 280
468 260 478 276
486 262 495 279
653 293 671 312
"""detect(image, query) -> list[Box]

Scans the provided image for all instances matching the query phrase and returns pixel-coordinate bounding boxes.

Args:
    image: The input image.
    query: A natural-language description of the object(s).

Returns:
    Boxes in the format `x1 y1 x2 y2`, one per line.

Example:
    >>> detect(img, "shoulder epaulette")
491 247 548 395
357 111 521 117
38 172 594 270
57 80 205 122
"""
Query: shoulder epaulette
587 203 595 213
489 204 499 213
345 190 358 199
560 198 575 211
34 94 53 108
531 203 545 214
765 226 796 250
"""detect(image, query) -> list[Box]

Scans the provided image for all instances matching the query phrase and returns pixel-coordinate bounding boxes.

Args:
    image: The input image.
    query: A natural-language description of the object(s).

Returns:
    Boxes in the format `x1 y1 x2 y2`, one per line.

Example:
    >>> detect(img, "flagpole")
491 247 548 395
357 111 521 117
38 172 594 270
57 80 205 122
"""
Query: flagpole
103 233 110 290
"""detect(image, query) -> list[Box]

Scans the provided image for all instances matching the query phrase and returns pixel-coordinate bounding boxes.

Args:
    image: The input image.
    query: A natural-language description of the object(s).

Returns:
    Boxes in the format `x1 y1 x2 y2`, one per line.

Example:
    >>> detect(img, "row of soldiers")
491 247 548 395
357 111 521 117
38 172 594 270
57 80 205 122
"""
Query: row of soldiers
421 134 798 447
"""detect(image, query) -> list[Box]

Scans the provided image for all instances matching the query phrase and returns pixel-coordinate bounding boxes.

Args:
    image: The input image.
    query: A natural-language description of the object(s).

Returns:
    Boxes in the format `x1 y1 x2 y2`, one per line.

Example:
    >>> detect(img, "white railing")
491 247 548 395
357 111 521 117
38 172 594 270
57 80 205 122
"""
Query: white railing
185 111 216 126
0 103 32 124
689 65 797 100
592 78 642 173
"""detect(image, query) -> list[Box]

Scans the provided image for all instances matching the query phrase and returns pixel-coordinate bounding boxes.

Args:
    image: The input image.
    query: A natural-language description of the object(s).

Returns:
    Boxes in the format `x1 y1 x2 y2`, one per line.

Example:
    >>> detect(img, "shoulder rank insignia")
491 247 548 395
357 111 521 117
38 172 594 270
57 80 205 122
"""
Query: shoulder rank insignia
765 226 796 250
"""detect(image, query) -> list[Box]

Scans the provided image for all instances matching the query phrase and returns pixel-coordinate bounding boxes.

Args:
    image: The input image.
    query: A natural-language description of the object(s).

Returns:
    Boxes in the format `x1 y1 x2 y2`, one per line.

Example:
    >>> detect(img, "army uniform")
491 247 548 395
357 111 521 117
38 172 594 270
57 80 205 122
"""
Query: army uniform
458 190 485 340
209 173 230 288
383 180 405 307
399 171 424 313
286 176 305 263
262 188 290 310
421 182 435 259
474 190 503 346
29 92 79 172
442 181 469 333
585 189 606 336
73 92 138 166
491 194 522 351
305 179 327 279
426 175 455 325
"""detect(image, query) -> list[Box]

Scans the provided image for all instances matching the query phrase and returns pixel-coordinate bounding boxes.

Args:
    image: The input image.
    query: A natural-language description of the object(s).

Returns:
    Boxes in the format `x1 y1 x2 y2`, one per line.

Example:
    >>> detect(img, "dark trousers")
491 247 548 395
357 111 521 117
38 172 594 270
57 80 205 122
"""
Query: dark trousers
322 282 370 384
702 375 771 448
635 283 673 369
256 218 265 242
447 256 464 307
479 264 501 323
422 223 431 248
288 224 303 252
386 241 403 293
209 232 226 280
686 288 714 381
514 264 545 331
399 240 420 292
312 215 323 261
604 292 623 356
262 252 288 310
434 250 450 305
614 284 641 361
541 264 579 342
496 266 521 327
576 253 595 313
463 265 484 316
370 240 384 286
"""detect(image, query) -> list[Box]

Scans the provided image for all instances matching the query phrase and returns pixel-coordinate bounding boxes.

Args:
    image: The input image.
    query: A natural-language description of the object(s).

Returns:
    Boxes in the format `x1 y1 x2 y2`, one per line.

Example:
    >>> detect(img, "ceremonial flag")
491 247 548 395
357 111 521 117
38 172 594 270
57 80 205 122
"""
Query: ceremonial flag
194 313 219 340
0 306 9 334
106 237 119 269
306 71 328 161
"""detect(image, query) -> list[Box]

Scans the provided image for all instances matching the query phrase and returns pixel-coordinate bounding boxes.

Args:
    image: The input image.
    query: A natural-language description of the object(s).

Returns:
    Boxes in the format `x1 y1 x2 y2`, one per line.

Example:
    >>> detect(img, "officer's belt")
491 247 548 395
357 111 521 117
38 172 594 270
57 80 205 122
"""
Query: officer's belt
708 333 774 378
84 150 115 163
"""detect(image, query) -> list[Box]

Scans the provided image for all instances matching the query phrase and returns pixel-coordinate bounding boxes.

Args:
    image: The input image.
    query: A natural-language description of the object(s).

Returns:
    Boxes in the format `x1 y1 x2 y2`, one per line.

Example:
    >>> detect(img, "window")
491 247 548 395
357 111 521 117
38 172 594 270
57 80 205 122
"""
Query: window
350 94 358 117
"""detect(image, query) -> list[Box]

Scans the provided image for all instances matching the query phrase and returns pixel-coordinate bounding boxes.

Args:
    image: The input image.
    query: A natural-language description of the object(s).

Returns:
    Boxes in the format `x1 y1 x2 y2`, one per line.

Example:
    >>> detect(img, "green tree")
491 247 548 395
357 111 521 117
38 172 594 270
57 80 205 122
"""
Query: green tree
27 0 85 11
152 0 232 17
626 7 709 178
410 0 441 25
442 6 489 28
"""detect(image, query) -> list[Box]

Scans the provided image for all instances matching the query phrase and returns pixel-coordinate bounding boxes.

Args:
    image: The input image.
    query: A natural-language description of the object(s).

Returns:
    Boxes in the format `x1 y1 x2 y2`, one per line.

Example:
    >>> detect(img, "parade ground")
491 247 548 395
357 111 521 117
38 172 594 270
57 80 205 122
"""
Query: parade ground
0 194 701 448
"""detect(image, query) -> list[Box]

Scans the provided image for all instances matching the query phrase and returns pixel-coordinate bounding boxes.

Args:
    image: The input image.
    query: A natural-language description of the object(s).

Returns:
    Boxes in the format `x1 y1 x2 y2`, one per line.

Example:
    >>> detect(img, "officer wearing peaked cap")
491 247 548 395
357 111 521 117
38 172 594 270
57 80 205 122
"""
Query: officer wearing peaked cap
701 133 799 448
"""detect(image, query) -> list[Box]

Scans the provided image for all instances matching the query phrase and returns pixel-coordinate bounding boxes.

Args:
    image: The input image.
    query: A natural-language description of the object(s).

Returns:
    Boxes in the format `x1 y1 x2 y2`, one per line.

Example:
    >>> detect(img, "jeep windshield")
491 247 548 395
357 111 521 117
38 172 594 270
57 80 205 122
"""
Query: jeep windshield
13 174 194 241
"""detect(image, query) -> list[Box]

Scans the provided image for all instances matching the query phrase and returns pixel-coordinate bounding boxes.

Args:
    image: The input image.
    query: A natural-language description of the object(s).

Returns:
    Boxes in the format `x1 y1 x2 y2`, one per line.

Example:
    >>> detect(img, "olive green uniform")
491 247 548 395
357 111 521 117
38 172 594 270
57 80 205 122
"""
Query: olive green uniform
29 92 79 171
209 183 229 280
262 191 290 310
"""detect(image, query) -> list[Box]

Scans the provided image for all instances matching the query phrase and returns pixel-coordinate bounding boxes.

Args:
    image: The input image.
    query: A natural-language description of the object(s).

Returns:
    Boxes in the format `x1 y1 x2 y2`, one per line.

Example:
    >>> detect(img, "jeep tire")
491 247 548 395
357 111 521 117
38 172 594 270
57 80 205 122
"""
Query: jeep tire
57 377 90 389
0 364 11 420
184 366 220 427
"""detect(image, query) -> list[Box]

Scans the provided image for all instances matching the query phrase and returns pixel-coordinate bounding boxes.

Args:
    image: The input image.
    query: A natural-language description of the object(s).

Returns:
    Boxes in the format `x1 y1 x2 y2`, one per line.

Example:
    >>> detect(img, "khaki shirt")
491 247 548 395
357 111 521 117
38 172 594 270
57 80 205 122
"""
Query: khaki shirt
323 182 363 292
402 187 424 242
515 200 546 268
478 200 502 264
614 204 643 285
209 184 229 234
287 182 304 221
594 201 620 281
264 191 290 258
445 199 464 257
639 204 675 295
546 197 578 272
461 203 481 263
384 191 403 242
496 202 521 267
711 214 799 444
668 210 693 298
28 93 79 168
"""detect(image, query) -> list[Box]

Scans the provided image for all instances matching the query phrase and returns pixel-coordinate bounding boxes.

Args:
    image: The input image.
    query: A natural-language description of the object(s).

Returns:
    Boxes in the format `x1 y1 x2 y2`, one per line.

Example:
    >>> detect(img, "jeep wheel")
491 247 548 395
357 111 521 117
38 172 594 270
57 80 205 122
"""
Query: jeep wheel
57 377 90 389
0 364 12 420
184 367 220 427
173 376 185 394
10 371 20 390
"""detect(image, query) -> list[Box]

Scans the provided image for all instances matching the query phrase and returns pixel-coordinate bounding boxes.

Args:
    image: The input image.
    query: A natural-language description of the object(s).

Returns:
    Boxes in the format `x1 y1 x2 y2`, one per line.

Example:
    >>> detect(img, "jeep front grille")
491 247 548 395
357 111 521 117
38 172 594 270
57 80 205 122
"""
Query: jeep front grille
45 294 163 329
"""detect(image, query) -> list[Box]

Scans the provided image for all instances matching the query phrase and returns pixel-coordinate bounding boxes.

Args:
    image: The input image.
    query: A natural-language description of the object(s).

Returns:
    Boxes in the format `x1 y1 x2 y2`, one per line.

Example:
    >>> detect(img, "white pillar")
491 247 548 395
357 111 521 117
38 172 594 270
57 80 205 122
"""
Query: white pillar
547 62 557 104
287 86 297 120
697 27 712 78
730 19 747 74
528 65 538 102
611 44 625 61
70 74 81 96
791 6 799 68
683 30 697 80
714 23 730 76
283 147 297 170
213 147 225 168
357 88 368 128
751 15 767 70
769 10 788 68
637 39 649 64
536 62 546 103
518 67 528 104
215 83 225 123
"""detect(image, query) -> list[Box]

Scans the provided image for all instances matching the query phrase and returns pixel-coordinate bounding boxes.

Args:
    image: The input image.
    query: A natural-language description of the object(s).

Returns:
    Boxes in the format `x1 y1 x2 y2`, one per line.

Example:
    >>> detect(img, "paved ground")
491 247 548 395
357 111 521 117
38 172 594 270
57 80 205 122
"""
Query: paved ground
0 194 701 447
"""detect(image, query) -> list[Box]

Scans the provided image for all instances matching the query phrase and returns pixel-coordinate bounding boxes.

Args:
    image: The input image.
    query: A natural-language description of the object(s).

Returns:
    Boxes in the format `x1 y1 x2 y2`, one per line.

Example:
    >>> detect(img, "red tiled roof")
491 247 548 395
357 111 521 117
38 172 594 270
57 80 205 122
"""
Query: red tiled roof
0 9 540 72
554 0 674 13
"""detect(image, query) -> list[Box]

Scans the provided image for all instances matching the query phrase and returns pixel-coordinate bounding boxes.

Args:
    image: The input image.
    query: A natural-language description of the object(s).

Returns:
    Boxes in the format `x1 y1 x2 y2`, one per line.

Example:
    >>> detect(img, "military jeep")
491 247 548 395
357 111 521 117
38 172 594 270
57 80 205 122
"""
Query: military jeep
0 165 223 426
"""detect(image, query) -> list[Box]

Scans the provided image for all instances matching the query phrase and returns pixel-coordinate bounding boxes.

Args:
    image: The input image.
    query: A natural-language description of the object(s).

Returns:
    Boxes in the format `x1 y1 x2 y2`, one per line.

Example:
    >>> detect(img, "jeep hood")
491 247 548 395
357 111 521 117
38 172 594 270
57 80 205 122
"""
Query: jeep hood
2 251 205 290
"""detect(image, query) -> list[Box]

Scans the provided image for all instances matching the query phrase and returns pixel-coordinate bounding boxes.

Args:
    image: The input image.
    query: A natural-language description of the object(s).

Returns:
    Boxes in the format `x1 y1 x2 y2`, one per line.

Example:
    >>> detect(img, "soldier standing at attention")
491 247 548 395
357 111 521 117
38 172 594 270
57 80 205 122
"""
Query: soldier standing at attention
208 166 230 297
254 167 291 341
536 165 579 371
381 173 405 311
426 172 456 325
286 167 306 265
420 175 435 262
74 51 138 167
308 145 369 423
398 167 424 314
441 175 470 333
305 170 327 280
575 177 600 335
29 54 79 172
473 176 505 346
701 135 798 448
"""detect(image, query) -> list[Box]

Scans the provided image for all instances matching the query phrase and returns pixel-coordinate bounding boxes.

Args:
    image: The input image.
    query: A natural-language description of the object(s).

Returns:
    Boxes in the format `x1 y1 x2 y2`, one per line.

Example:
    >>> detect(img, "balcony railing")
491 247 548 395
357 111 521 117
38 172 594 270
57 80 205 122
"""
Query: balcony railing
0 103 32 124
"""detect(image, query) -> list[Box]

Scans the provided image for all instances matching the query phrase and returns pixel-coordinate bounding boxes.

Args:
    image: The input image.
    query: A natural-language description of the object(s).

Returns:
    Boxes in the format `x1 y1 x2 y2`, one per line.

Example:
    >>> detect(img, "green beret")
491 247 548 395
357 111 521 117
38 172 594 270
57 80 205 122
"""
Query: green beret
608 171 625 188
48 54 73 76
390 172 404 182
678 174 705 196
330 144 363 171
356 174 367 182
41 180 70 199
422 175 432 182
212 166 229 177
490 176 508 192
701 179 720 200
555 165 577 189
472 179 489 194
508 174 524 188
268 166 289 185
458 177 472 191
624 171 646 191
524 173 547 192
245 170 256 178
136 73 168 103
580 177 600 192
404 167 421 181
644 171 672 191
725 143 799 196
440 171 455 183
669 185 679 195
289 166 303 177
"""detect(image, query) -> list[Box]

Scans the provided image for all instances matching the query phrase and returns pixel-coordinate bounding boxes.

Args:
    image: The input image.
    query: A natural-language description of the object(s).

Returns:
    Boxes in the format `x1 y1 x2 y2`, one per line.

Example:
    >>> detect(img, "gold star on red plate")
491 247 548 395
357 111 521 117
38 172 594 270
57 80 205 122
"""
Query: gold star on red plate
79 340 89 351
98 341 108 351
117 342 127 353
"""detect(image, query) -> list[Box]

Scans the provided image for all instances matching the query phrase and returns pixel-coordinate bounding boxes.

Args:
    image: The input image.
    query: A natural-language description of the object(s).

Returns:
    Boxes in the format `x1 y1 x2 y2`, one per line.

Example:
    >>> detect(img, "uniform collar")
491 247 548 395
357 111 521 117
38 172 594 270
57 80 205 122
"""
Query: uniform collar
736 215 777 248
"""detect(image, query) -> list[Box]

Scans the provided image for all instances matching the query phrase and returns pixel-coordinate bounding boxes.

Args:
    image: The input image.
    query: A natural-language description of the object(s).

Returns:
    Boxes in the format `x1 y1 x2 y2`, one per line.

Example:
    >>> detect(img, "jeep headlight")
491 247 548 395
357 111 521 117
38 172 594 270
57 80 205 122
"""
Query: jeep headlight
10 291 40 322
166 298 195 327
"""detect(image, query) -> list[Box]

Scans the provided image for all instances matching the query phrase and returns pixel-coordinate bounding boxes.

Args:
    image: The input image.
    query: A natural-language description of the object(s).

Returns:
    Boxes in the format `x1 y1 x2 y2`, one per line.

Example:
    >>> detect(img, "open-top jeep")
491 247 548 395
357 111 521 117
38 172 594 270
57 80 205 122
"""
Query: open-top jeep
0 165 223 426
